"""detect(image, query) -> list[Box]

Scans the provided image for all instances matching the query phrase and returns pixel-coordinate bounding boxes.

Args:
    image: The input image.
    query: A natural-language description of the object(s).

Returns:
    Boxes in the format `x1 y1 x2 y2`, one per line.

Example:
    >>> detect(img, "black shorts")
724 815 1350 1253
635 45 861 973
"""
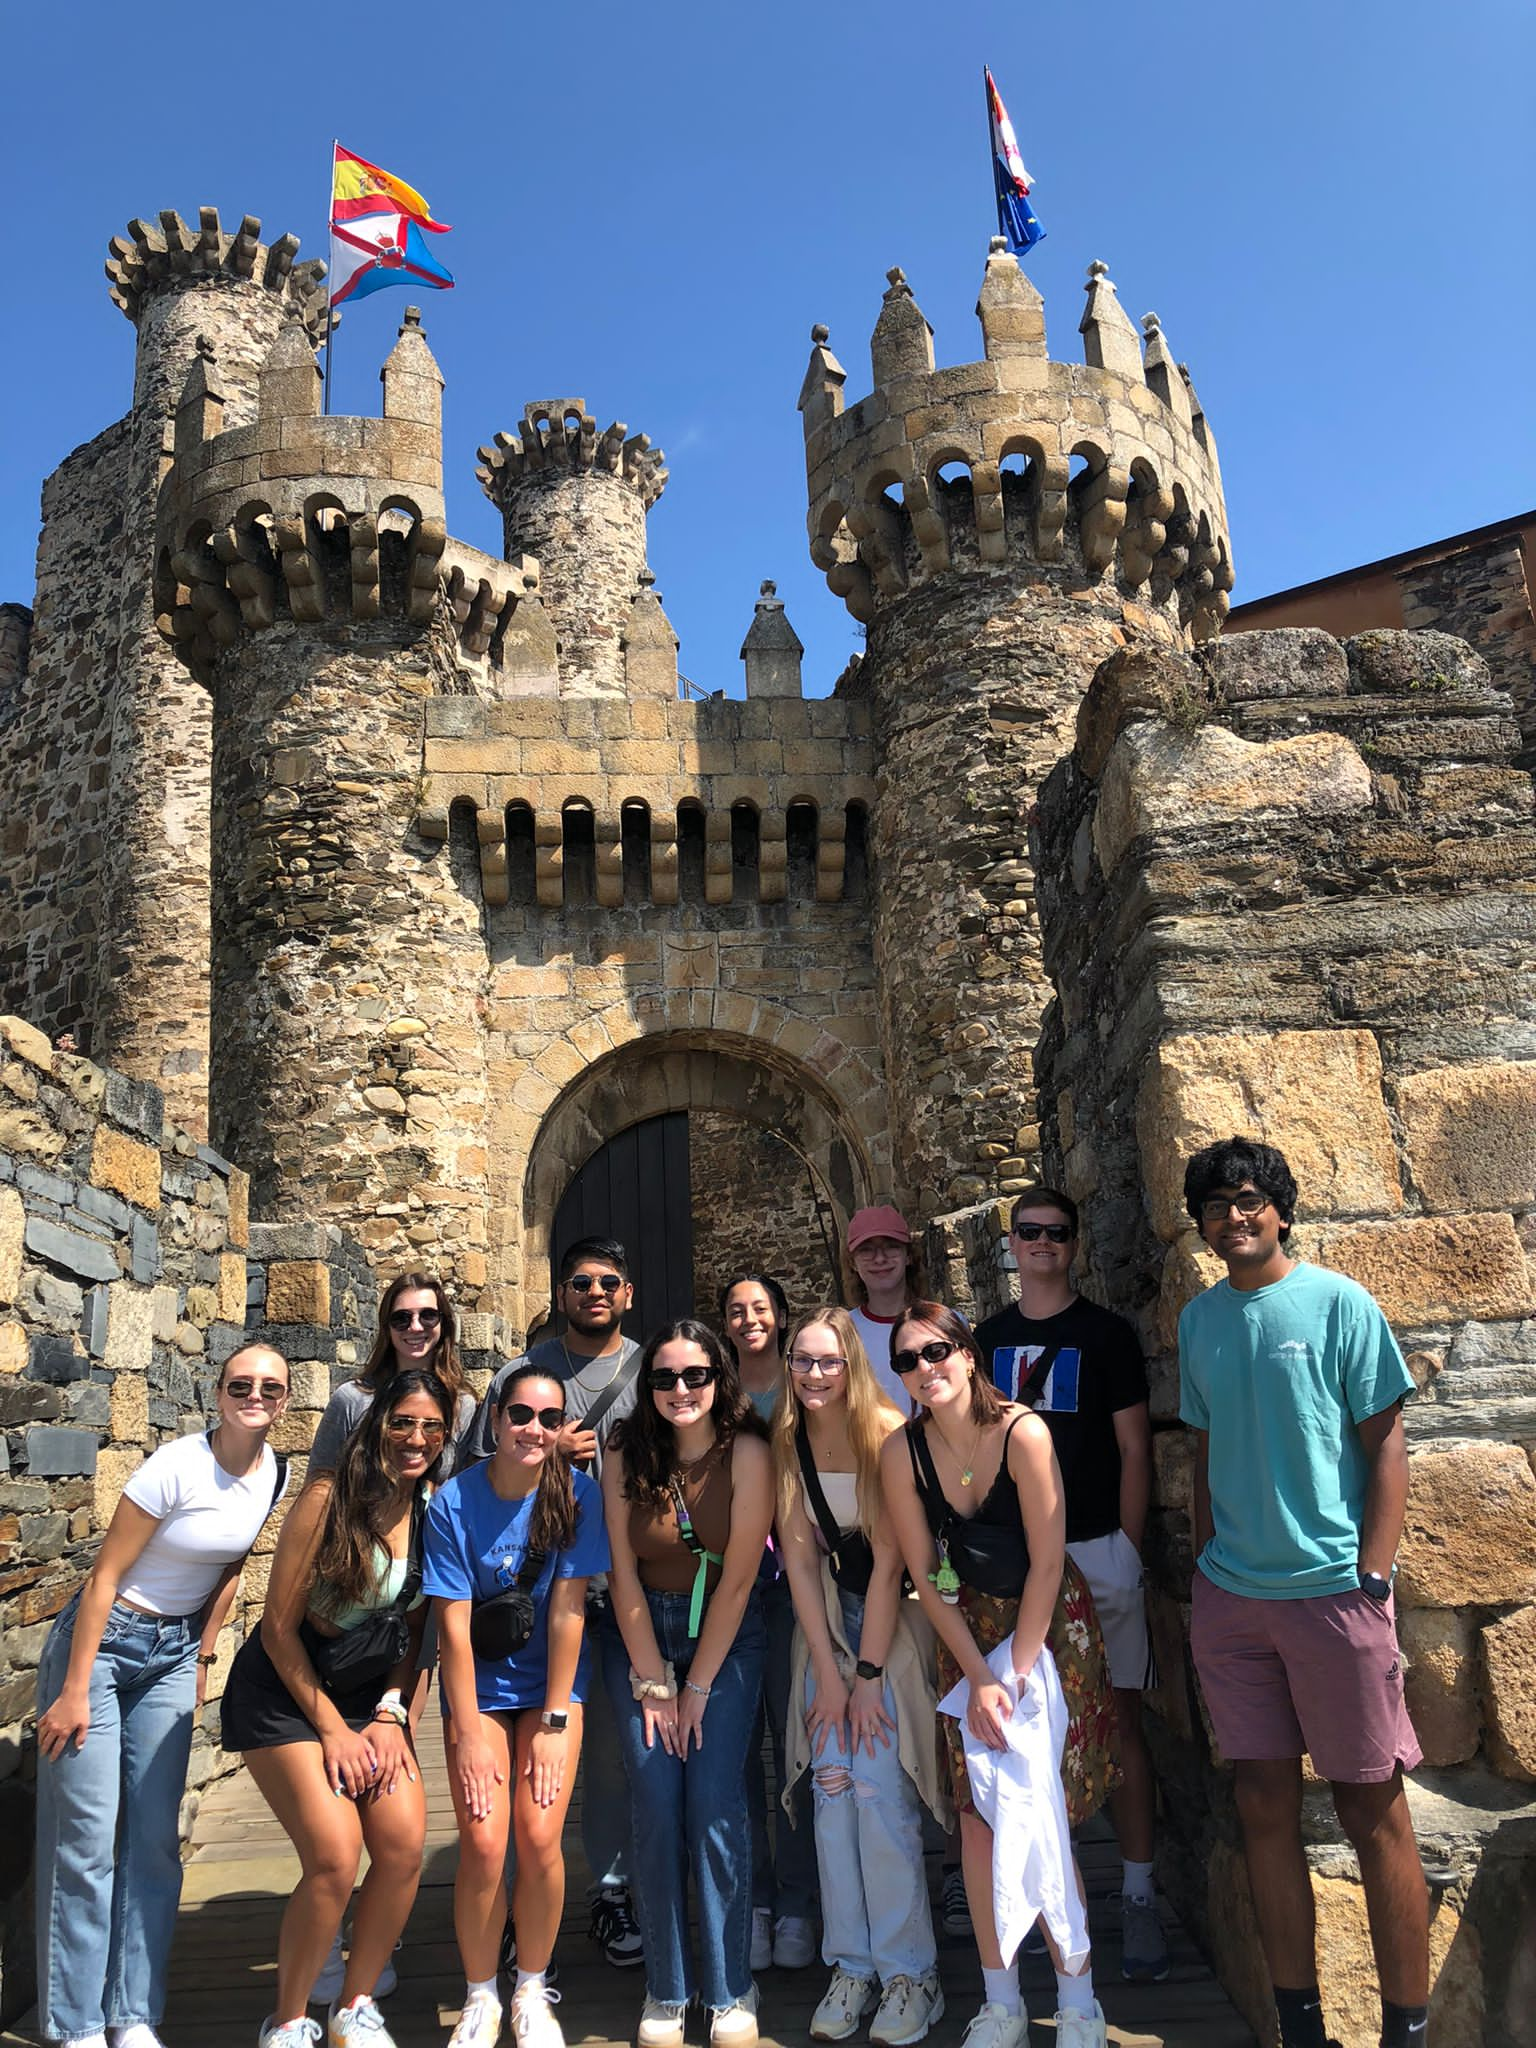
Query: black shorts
219 1625 380 1752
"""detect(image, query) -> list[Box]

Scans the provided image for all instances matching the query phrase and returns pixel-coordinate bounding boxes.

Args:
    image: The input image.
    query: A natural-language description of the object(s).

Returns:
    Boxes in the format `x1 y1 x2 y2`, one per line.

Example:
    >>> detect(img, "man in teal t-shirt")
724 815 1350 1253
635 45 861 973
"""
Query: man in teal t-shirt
1177 1137 1427 2048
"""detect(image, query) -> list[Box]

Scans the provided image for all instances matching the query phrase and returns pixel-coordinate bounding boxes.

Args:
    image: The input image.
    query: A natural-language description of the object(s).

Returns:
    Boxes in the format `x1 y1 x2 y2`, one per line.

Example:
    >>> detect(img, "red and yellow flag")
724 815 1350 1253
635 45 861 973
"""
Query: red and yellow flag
331 143 451 232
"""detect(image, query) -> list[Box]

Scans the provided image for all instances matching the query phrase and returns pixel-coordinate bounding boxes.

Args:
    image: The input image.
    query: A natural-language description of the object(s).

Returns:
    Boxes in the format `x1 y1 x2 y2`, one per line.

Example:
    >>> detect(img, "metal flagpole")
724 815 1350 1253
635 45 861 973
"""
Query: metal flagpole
983 67 996 243
322 140 337 417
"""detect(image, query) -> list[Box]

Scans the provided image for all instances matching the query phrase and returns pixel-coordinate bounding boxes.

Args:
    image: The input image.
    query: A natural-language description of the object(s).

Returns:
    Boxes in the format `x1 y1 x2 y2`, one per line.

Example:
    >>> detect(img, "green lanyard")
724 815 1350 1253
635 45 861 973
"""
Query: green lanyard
669 1477 723 1638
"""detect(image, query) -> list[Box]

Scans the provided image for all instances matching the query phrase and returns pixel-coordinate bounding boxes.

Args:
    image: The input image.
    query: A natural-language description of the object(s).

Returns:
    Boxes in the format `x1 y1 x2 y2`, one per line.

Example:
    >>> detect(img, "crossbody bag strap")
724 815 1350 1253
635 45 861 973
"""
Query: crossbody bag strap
668 1472 725 1640
579 1348 642 1448
1015 1339 1064 1410
906 1420 951 1535
395 1487 427 1610
795 1417 849 1558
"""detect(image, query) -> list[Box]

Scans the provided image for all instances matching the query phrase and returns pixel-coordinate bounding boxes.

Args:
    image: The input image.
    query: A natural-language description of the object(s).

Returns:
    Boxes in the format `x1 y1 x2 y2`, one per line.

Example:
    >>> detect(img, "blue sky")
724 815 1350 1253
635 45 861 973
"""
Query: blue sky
5 1 1532 698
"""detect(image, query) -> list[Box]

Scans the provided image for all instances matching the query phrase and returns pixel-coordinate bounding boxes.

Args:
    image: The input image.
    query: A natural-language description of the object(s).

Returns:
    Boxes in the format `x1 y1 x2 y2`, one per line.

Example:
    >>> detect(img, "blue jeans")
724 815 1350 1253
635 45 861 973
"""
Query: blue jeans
603 1587 765 2008
749 1572 818 1917
35 1591 198 2039
806 1589 935 1984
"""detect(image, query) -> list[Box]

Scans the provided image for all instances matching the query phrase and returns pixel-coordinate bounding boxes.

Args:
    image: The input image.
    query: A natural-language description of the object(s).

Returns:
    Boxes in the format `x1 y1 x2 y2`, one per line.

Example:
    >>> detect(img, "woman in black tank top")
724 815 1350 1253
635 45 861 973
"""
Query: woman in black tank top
879 1303 1117 2048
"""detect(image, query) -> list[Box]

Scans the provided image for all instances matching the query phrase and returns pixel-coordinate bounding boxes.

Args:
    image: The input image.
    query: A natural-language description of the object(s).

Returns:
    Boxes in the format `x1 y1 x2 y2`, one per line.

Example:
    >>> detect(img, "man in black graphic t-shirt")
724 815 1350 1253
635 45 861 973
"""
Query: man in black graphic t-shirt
975 1186 1167 1985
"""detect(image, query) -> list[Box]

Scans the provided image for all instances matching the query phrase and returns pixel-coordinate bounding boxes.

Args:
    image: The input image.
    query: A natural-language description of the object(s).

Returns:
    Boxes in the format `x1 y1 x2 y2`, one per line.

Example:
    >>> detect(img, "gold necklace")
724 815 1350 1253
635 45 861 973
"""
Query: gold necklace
562 1339 625 1392
940 1421 986 1487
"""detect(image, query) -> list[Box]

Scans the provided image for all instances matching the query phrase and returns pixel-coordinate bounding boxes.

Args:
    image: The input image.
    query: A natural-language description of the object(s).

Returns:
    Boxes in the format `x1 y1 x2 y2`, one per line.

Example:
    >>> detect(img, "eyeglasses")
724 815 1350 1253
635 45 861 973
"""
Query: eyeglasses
1199 1191 1271 1224
223 1378 287 1402
385 1417 447 1440
648 1366 715 1391
788 1353 845 1376
1013 1222 1073 1244
502 1404 565 1431
891 1338 960 1377
566 1273 624 1296
389 1308 441 1331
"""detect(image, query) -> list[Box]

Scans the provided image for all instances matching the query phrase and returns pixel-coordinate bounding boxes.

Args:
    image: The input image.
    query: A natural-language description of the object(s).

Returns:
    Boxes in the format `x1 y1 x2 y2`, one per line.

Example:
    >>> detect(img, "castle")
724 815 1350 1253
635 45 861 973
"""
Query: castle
0 207 1532 2043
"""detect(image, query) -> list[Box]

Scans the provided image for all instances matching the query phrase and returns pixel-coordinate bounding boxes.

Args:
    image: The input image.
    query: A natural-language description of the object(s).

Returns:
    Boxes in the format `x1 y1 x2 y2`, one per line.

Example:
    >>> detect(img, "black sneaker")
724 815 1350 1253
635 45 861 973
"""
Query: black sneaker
498 1922 559 1986
589 1885 645 1969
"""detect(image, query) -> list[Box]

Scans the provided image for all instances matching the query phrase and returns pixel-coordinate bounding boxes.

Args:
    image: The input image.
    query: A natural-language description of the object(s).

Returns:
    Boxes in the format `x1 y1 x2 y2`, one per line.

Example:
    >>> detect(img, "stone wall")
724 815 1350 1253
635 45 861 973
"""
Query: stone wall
1398 528 1536 761
1031 627 1536 2047
688 1109 844 1323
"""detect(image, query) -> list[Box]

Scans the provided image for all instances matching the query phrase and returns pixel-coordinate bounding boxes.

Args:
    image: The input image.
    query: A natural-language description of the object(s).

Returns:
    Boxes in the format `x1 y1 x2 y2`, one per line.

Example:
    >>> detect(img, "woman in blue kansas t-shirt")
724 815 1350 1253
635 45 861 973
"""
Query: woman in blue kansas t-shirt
425 1364 610 2048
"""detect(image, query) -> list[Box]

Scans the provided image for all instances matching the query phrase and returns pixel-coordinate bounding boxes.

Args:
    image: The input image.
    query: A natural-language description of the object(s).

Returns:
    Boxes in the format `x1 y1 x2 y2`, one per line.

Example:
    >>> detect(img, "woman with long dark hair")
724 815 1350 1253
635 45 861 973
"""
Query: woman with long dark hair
34 1345 291 2048
718 1270 818 1972
601 1319 774 2048
309 1272 476 1482
221 1369 453 2048
424 1363 609 2048
880 1304 1117 2048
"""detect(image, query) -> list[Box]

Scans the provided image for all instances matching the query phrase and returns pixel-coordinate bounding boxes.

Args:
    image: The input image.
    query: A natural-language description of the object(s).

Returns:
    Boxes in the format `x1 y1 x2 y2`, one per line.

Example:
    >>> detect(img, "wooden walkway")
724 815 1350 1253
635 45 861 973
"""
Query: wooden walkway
7 1701 1256 2047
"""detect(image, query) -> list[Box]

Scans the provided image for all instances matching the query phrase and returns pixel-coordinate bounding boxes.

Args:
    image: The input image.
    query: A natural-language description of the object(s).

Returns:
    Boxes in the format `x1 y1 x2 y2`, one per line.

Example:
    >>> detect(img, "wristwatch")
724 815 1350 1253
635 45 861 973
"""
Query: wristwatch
1358 1570 1393 1604
540 1708 570 1732
855 1658 884 1681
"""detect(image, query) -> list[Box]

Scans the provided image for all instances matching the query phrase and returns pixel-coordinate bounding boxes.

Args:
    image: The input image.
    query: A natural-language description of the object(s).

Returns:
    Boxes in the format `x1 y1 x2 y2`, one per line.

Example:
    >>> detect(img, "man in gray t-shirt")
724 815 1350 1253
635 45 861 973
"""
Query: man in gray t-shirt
469 1236 646 1971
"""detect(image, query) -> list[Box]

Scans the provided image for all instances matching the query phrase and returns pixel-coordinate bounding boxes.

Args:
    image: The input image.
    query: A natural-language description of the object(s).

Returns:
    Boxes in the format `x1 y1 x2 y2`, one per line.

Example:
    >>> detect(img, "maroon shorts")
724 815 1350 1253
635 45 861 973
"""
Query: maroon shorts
1190 1571 1422 1784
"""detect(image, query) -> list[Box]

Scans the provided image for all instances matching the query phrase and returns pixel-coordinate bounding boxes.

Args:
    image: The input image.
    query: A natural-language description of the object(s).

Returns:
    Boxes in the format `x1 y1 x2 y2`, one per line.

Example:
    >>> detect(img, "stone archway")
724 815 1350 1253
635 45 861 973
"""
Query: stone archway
509 1028 883 1341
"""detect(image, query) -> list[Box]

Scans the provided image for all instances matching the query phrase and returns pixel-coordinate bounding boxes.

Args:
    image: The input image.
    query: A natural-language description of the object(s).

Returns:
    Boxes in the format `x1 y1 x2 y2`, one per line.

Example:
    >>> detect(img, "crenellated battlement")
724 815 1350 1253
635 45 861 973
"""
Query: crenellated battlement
106 206 331 343
801 243 1232 640
476 399 668 511
154 310 528 680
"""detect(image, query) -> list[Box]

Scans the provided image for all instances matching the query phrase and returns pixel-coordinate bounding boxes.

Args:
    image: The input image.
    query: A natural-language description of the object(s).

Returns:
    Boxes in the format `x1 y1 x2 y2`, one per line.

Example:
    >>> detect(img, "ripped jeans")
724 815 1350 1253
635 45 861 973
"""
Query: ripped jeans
805 1588 936 1985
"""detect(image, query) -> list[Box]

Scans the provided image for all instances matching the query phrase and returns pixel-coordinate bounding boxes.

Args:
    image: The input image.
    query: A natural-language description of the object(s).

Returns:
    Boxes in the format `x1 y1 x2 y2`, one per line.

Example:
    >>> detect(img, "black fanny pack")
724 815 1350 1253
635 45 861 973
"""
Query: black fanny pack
306 1493 424 1693
907 1421 1028 1600
796 1420 874 1596
470 1542 547 1661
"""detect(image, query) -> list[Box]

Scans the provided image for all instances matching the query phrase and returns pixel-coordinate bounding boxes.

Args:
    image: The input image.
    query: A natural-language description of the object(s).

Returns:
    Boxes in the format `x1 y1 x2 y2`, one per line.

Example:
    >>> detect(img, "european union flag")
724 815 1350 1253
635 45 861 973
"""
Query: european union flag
986 68 1047 257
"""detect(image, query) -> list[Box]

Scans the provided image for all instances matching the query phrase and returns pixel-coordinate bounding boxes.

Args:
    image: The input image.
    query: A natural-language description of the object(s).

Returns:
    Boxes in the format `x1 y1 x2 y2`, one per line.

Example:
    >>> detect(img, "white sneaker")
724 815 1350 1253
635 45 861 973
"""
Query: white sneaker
1053 2003 1108 2048
448 1990 503 2048
636 1999 688 2048
958 2004 1028 2048
870 1972 944 2047
108 2030 168 2048
708 1986 759 2048
750 1905 773 1972
511 1982 564 2048
314 1932 347 2005
60 2036 109 2048
259 2022 323 2048
771 1915 816 1970
328 1996 397 2045
809 1969 878 2041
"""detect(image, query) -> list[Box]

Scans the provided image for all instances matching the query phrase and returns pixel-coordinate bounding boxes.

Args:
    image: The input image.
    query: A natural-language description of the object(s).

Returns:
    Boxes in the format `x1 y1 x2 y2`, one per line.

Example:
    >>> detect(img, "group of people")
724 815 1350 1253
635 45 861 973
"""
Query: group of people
33 1136 1431 2048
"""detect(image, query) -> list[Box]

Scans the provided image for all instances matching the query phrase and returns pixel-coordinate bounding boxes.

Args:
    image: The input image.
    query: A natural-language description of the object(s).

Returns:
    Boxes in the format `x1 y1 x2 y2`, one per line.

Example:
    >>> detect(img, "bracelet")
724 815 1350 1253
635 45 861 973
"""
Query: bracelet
196 1653 218 1668
683 1678 711 1699
630 1662 677 1702
372 1699 409 1726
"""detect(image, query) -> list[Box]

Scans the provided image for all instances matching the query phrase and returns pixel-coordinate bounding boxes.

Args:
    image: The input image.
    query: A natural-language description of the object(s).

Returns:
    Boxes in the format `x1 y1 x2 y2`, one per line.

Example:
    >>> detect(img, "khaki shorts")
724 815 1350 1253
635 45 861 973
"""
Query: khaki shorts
1067 1529 1157 1692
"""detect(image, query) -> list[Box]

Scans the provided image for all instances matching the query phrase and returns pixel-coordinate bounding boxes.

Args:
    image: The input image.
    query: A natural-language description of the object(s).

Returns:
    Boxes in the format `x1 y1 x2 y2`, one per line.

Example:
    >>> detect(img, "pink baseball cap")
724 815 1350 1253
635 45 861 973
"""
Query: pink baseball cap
846 1204 912 1250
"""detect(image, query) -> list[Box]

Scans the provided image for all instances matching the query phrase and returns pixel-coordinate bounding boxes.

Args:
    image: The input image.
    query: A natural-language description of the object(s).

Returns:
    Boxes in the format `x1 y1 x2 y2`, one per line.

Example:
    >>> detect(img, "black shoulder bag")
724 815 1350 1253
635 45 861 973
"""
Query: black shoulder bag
469 1540 549 1661
905 1421 1027 1600
794 1420 874 1595
304 1491 424 1694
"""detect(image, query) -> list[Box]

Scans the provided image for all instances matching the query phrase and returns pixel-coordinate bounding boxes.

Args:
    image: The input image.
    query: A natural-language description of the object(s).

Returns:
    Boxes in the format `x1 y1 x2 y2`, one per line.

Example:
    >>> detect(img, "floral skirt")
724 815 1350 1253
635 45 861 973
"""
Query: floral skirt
935 1556 1118 1826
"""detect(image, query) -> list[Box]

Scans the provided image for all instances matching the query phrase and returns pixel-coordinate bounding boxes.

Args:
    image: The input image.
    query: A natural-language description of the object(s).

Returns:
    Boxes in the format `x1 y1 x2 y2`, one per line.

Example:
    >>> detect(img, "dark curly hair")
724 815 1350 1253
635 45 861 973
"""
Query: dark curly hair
608 1317 767 1508
717 1271 791 1359
491 1364 578 1553
1183 1136 1297 1241
310 1368 453 1619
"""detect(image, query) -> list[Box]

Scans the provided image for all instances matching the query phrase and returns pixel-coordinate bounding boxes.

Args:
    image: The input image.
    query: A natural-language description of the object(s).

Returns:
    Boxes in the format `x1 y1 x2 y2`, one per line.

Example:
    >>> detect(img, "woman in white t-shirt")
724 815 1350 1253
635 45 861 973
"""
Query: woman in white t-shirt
33 1343 292 2048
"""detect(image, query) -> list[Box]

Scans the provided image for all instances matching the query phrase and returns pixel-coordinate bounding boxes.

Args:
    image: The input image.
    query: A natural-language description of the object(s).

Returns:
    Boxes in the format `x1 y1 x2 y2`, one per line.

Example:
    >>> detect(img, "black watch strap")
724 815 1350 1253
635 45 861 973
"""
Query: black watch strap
855 1658 884 1681
1359 1570 1392 1603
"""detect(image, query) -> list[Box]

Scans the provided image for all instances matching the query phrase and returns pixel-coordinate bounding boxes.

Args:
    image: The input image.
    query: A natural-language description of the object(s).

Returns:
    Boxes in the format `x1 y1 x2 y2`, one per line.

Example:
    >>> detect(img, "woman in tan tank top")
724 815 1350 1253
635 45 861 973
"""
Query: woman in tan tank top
600 1318 774 2048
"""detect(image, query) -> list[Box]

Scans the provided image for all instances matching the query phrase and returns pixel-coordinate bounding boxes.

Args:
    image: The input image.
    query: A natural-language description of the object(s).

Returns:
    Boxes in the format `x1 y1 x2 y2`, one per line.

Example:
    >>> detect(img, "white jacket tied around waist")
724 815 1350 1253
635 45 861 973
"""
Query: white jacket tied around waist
937 1638 1089 1971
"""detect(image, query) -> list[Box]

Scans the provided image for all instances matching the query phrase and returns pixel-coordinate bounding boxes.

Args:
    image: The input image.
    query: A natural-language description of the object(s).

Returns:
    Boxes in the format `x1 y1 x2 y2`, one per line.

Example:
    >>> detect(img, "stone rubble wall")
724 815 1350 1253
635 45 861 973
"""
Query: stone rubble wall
1031 626 1536 2047
1397 527 1536 760
687 1109 845 1321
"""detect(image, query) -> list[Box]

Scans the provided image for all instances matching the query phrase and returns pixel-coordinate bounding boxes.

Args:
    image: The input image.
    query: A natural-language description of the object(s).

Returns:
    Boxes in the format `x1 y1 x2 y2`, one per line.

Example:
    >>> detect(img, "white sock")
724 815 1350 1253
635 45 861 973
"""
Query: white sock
467 1975 499 2002
1055 1966 1096 2017
1122 1858 1156 1901
981 1965 1021 2015
513 1969 545 1996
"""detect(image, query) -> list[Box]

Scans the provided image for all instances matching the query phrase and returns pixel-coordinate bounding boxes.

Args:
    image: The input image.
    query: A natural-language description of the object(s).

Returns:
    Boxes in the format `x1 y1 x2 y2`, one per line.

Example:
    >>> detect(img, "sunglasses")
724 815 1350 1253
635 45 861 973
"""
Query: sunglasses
1013 1223 1073 1244
1199 1191 1271 1224
891 1338 961 1377
565 1273 624 1295
389 1308 441 1331
502 1404 565 1431
788 1353 845 1375
648 1366 715 1391
223 1377 287 1402
385 1417 447 1440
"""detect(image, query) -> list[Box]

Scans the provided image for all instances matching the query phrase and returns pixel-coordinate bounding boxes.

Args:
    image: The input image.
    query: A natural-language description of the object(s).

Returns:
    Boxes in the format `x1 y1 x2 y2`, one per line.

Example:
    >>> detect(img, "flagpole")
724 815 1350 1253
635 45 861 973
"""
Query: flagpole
983 66 997 244
322 139 337 417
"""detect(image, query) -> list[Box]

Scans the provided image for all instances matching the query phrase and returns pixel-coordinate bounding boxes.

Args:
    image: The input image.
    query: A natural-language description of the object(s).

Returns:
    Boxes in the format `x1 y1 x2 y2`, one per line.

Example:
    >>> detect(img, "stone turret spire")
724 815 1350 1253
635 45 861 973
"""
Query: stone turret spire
1079 260 1144 379
740 580 804 698
871 268 935 383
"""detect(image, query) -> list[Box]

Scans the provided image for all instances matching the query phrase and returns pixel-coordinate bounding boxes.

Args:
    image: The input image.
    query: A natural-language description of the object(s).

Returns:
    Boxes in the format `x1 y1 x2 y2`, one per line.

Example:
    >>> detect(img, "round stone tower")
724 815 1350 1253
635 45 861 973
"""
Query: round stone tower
154 306 518 1293
96 210 332 1134
476 400 667 696
800 243 1232 1214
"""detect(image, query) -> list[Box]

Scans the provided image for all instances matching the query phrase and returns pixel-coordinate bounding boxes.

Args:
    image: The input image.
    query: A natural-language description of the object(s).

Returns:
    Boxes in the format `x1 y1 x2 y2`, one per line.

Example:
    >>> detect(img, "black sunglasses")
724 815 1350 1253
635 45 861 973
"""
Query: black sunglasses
502 1403 565 1431
1013 1223 1073 1244
891 1338 960 1377
648 1366 716 1391
566 1273 624 1295
223 1377 287 1401
389 1307 441 1330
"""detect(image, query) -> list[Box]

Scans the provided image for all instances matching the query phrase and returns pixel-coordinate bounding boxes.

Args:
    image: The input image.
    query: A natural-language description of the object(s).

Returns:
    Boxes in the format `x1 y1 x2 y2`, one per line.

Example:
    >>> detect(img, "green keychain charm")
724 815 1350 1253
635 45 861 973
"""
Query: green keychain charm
929 1540 961 1605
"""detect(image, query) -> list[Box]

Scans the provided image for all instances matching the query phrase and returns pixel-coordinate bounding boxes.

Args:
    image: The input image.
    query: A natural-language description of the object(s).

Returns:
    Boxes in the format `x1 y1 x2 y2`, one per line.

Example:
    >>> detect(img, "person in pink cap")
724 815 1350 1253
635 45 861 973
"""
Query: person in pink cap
840 1207 924 1413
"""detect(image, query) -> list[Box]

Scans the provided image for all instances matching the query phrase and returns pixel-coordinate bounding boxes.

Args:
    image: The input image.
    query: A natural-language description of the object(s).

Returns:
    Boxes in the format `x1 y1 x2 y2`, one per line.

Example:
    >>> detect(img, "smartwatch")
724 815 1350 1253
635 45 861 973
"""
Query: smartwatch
540 1708 570 1732
855 1659 884 1682
1358 1570 1393 1604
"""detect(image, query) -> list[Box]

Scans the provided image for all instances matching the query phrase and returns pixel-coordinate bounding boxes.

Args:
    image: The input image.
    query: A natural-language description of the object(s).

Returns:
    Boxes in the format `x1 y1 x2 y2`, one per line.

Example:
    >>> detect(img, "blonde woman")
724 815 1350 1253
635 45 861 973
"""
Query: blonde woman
773 1309 946 2047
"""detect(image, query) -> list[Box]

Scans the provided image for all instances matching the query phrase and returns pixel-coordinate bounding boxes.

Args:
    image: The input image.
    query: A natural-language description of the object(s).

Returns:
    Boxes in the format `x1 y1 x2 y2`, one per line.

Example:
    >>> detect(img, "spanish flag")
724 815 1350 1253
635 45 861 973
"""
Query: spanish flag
331 143 451 232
